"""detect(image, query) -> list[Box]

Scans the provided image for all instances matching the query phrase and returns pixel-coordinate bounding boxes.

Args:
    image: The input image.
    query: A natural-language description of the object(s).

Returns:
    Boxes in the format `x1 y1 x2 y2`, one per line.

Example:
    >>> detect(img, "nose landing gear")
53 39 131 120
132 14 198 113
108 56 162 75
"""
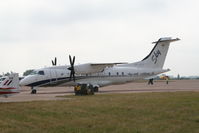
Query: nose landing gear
31 87 37 94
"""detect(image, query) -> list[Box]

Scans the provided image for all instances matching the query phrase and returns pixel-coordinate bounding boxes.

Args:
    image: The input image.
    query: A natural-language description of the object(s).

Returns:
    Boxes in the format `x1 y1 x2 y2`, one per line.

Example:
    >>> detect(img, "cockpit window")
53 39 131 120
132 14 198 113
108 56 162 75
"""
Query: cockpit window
38 71 45 75
30 70 38 75
0 78 6 82
30 70 45 75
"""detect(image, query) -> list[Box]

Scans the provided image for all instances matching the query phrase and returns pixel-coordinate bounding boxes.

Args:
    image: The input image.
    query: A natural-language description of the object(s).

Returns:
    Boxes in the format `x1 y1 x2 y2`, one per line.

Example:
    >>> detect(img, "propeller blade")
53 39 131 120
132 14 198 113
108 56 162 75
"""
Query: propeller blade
69 71 73 80
54 57 57 66
68 55 76 81
72 72 75 81
72 56 75 65
52 60 55 66
69 55 72 65
52 57 57 66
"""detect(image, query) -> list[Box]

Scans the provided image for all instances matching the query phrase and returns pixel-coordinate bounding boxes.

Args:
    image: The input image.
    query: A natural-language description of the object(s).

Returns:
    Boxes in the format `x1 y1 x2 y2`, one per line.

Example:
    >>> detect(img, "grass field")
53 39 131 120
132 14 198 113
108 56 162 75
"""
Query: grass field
0 92 199 133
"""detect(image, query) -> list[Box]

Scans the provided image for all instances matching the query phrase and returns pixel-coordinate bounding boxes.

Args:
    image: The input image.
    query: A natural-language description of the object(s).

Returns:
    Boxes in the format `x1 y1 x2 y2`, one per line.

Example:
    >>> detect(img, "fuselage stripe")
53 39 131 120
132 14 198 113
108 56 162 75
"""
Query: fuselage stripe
0 87 16 90
0 91 19 94
3 80 9 86
25 75 135 87
7 80 13 86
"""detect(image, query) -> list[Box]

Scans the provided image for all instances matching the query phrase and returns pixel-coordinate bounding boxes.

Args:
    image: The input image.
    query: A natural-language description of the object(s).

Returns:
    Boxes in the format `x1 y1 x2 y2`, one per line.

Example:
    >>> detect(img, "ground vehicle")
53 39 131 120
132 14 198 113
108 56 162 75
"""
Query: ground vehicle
74 84 94 95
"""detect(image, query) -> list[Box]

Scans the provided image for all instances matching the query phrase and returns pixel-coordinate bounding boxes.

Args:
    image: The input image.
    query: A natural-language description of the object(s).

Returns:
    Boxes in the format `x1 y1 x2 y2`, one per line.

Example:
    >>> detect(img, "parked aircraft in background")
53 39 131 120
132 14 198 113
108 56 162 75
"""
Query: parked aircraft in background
0 73 20 97
19 37 180 94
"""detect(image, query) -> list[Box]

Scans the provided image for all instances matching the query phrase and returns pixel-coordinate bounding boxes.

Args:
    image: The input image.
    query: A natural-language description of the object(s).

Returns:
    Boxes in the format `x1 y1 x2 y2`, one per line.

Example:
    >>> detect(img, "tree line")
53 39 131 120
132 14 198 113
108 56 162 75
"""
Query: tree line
0 69 34 77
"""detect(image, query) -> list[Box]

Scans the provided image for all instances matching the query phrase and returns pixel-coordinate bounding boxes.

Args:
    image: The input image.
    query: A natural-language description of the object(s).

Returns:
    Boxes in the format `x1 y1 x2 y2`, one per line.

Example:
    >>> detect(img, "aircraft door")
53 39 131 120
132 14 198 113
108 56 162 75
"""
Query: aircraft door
35 70 46 82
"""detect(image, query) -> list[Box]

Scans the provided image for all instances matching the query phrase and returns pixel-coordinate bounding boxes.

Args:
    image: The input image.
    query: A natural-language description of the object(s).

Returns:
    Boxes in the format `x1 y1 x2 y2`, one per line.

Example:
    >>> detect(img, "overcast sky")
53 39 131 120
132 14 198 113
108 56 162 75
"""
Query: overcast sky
0 0 198 76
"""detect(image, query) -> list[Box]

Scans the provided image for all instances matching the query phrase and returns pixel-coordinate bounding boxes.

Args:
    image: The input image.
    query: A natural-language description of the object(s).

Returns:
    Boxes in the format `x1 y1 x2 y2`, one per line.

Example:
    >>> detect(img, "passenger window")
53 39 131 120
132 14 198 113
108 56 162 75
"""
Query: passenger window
109 72 111 76
117 72 119 76
122 72 124 76
38 71 45 75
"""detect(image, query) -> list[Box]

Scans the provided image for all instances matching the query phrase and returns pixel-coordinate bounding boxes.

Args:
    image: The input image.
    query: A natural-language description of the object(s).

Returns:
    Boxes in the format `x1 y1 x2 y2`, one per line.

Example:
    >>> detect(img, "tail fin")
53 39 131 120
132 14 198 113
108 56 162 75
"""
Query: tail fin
130 37 180 69
0 73 20 97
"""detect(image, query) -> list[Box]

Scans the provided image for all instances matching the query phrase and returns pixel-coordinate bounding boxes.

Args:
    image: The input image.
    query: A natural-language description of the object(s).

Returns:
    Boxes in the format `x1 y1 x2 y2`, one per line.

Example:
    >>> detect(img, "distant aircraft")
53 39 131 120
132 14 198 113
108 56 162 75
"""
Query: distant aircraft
19 37 180 94
0 73 20 97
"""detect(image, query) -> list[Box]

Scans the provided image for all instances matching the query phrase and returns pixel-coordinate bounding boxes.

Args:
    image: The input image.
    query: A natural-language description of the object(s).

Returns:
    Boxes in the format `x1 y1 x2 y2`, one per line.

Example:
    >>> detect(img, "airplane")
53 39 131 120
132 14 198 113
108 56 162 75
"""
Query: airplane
0 73 20 97
19 37 180 94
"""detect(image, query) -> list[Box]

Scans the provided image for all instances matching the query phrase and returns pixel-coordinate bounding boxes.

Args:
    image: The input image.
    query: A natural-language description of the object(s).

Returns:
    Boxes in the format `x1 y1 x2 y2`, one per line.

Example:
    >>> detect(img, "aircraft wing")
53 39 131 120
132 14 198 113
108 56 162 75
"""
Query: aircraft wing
75 63 127 74
91 62 126 67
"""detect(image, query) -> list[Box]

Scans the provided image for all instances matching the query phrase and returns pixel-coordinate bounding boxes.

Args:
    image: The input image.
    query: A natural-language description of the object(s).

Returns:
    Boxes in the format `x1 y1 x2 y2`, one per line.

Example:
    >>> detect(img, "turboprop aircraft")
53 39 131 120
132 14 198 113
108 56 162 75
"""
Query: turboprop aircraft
0 73 20 97
19 37 180 94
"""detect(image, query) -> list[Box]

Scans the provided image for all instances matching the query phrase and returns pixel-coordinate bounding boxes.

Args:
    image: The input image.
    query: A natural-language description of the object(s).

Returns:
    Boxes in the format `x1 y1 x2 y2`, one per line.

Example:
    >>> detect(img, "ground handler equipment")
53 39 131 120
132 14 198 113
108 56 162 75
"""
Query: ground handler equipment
74 84 94 95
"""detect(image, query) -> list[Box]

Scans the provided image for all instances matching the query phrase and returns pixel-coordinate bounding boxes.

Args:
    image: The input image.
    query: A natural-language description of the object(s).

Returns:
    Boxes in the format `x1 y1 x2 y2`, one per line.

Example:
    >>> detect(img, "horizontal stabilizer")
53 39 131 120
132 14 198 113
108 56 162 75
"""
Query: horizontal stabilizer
152 38 180 44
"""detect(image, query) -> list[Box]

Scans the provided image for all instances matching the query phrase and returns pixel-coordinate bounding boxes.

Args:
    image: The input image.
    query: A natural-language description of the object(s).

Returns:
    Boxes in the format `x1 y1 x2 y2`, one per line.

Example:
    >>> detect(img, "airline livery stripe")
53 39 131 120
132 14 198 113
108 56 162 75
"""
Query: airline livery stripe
0 92 19 94
0 87 16 90
3 80 9 86
7 80 13 85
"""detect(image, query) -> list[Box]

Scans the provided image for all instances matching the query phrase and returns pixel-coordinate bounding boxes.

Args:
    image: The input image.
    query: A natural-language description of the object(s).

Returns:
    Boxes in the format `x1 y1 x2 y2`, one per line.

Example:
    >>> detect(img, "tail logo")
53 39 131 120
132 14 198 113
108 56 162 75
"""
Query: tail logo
151 49 161 64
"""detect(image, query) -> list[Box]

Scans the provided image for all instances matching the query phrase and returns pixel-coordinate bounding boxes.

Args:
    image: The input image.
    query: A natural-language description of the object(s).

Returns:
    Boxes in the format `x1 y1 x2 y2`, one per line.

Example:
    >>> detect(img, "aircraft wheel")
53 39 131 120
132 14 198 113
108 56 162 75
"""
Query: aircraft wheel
94 87 99 92
31 89 37 94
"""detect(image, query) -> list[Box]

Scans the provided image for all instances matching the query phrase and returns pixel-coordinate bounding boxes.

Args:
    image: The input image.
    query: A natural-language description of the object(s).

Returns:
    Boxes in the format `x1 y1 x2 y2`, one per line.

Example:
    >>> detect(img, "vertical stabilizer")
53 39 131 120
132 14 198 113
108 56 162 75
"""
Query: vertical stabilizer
0 73 20 97
129 37 180 69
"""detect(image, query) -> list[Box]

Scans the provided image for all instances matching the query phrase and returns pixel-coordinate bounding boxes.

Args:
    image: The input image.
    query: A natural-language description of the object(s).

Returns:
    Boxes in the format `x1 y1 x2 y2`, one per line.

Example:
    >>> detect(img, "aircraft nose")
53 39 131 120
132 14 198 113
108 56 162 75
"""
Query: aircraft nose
19 78 29 86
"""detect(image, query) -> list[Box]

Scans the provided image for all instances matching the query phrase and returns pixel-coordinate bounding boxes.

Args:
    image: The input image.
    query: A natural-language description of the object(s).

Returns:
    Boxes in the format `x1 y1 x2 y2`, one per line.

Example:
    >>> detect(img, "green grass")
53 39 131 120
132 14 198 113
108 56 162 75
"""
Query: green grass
0 92 199 133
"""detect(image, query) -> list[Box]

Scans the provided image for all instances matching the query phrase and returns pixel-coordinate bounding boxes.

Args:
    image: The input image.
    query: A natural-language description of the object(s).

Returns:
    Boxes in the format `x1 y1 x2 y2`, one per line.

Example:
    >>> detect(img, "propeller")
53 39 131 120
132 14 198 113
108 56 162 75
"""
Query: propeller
68 55 76 81
52 57 57 66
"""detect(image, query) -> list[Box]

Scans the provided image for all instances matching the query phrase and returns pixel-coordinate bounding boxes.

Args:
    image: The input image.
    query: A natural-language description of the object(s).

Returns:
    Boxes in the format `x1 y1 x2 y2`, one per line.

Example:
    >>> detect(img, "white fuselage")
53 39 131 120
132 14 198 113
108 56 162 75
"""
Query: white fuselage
19 65 168 88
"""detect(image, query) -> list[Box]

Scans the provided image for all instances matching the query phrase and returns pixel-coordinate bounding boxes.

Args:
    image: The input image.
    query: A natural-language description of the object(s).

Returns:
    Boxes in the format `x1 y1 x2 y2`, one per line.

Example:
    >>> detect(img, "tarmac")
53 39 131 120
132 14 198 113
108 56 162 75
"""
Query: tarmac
0 80 199 103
